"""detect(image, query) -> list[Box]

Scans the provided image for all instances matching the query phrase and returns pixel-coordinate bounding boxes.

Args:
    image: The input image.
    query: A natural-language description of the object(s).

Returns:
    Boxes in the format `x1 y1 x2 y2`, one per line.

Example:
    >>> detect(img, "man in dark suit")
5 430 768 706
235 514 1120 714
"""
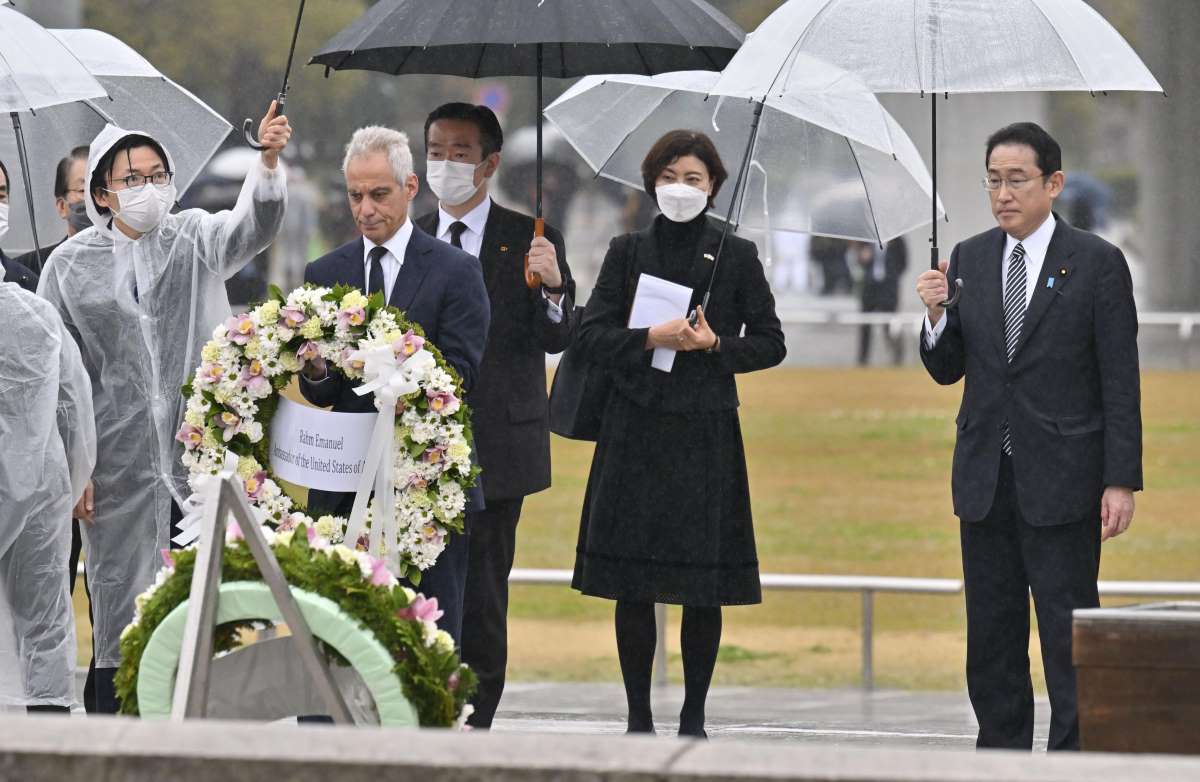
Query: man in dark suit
416 103 576 729
0 160 37 292
917 122 1141 751
299 125 490 645
14 146 90 275
853 237 908 366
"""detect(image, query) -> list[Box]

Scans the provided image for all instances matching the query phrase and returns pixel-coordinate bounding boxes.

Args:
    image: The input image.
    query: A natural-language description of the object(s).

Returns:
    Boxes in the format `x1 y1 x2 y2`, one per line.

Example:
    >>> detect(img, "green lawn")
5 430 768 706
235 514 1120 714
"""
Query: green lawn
75 368 1200 691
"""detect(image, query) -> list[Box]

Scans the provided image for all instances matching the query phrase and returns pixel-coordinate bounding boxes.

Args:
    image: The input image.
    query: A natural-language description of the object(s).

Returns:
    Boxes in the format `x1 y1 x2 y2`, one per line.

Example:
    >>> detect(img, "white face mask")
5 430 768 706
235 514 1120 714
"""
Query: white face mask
426 159 485 207
656 182 709 223
0 203 8 243
112 182 175 234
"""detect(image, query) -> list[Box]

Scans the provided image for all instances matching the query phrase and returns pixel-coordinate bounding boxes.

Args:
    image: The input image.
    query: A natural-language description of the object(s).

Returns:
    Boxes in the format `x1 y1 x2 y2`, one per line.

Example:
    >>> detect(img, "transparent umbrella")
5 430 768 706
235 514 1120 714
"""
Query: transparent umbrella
0 4 107 258
720 0 1164 304
545 66 941 257
0 28 232 257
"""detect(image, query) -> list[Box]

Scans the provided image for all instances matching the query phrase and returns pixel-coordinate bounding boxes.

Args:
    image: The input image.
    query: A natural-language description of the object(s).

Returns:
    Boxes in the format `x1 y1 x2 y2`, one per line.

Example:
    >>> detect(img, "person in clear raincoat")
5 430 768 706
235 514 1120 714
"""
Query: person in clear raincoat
0 267 95 713
37 103 291 712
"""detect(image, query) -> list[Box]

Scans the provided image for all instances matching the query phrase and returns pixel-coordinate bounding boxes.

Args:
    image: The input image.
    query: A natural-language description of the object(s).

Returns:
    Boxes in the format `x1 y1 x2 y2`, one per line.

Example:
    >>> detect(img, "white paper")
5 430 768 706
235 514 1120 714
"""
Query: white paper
628 273 693 372
267 397 377 492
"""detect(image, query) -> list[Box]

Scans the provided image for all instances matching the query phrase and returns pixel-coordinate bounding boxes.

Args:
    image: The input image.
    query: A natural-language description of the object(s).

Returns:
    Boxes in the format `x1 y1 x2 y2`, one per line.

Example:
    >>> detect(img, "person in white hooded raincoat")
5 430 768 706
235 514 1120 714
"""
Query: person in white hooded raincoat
0 263 95 713
37 103 291 713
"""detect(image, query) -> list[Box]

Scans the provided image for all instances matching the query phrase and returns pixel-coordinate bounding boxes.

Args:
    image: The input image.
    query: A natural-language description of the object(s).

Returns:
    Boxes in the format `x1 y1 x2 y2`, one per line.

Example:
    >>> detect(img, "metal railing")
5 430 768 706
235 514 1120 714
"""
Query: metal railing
509 569 1200 690
775 310 1200 340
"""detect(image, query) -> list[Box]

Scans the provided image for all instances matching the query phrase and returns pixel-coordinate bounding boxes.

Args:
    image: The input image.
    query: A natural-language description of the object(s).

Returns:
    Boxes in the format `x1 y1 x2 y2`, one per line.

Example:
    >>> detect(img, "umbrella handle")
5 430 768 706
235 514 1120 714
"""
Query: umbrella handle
940 278 964 308
242 95 286 151
524 218 544 289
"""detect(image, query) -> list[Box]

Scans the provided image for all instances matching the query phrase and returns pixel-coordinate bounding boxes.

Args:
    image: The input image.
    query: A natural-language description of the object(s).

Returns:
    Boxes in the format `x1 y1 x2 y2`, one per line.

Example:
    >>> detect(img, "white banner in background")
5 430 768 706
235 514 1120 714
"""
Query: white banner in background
268 397 375 493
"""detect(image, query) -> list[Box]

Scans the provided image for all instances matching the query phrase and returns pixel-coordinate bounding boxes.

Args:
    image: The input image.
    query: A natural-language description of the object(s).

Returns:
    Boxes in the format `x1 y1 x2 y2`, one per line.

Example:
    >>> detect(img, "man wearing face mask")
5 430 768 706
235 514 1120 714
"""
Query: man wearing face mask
14 146 91 275
37 103 291 713
414 102 575 730
0 160 38 293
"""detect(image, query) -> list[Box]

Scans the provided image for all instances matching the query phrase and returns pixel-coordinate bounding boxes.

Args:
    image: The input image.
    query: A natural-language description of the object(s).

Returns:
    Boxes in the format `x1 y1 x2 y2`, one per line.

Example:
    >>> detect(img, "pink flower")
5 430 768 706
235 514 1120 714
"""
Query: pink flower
280 305 307 328
239 359 271 396
426 391 460 416
447 671 460 691
277 514 299 532
175 422 204 450
296 340 321 363
243 471 268 500
215 410 241 442
367 556 394 587
397 594 444 624
197 362 223 386
337 306 366 329
224 314 256 345
392 330 425 358
422 446 445 465
225 523 245 543
160 549 175 571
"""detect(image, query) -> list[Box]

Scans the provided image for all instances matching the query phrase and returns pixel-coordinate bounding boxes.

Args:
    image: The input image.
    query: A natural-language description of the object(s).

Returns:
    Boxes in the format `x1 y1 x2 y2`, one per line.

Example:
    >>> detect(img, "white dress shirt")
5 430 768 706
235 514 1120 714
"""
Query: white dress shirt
433 195 563 322
924 213 1056 348
363 217 414 300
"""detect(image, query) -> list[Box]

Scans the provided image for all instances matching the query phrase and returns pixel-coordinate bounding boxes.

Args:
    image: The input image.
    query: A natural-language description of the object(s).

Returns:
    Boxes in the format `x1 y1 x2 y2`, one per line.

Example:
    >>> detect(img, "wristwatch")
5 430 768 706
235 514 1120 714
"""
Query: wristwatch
541 282 567 295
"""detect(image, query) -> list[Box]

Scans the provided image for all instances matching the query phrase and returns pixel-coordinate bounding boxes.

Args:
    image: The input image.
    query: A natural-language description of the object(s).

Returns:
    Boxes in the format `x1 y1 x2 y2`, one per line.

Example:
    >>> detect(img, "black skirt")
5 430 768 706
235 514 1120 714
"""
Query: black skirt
572 390 761 606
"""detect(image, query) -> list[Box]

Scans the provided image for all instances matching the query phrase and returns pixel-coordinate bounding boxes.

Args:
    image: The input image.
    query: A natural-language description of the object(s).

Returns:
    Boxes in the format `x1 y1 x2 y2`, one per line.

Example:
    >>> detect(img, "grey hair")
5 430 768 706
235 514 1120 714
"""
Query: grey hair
342 125 413 183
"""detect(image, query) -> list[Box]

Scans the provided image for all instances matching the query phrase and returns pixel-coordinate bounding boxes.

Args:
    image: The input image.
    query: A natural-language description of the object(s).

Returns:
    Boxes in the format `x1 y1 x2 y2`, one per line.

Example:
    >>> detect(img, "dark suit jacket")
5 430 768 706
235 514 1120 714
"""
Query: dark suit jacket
13 239 65 276
1 251 38 292
920 216 1142 527
299 225 490 511
415 201 575 501
579 216 786 414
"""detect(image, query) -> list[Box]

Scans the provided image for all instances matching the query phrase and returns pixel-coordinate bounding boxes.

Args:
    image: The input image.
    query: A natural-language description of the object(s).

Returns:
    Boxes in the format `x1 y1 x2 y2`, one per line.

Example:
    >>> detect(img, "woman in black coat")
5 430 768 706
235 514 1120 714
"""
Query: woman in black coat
572 131 786 737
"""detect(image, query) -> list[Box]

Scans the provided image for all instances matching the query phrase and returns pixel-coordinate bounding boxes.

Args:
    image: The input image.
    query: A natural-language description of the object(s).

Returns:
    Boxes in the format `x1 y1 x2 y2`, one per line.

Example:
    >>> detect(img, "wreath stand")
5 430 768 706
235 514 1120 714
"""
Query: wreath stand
168 463 353 723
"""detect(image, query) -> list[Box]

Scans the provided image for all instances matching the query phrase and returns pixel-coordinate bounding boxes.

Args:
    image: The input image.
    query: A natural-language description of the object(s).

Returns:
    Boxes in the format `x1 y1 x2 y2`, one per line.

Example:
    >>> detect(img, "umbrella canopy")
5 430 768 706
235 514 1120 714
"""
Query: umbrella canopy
309 0 744 77
0 6 106 113
545 68 941 243
718 0 1163 96
0 29 231 253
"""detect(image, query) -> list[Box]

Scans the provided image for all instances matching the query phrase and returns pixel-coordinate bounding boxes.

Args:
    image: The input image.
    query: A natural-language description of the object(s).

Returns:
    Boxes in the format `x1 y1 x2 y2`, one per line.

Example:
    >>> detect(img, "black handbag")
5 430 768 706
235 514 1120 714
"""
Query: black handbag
547 305 609 440
548 234 640 441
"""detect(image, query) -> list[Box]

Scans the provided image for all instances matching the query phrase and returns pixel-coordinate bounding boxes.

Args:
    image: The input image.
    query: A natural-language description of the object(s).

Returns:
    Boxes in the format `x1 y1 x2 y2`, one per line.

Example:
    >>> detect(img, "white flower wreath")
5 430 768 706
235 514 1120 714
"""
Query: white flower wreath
175 284 478 580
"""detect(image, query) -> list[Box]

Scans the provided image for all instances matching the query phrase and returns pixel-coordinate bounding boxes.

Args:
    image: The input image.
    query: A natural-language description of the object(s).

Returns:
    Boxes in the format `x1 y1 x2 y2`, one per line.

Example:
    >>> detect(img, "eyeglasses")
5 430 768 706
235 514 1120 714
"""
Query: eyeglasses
107 171 174 190
982 173 1048 192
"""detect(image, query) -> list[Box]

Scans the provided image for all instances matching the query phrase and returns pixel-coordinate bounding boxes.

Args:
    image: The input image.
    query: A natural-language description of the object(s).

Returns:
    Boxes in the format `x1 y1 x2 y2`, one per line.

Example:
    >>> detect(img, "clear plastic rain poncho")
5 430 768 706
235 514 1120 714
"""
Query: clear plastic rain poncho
0 275 95 707
37 124 287 668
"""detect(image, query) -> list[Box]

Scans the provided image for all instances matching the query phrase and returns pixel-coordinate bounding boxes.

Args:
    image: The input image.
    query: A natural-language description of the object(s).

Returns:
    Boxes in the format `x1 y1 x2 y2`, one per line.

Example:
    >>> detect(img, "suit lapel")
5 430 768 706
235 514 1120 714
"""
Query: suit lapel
979 229 1008 362
349 238 367 293
1012 218 1076 360
388 229 435 313
478 206 510 297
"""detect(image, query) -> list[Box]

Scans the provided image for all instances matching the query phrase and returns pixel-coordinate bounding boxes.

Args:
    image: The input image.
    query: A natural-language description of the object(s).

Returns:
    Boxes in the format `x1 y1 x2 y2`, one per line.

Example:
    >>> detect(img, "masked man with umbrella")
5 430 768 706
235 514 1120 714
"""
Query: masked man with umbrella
415 102 575 730
37 103 291 713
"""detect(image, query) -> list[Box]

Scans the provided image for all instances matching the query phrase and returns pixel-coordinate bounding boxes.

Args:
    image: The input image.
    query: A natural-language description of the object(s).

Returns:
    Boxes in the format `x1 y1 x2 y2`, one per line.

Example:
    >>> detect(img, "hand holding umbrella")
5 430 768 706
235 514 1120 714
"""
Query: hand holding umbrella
255 100 293 169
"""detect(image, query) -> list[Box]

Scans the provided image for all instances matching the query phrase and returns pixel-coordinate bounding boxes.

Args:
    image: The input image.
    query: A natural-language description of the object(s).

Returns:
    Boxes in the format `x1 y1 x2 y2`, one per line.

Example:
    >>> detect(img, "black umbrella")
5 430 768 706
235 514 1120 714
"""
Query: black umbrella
310 0 744 287
243 0 307 150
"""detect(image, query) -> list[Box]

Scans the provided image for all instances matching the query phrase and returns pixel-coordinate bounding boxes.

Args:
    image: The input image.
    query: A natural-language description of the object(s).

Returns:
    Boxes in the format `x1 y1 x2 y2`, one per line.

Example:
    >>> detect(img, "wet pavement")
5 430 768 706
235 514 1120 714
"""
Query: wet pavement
492 683 1052 750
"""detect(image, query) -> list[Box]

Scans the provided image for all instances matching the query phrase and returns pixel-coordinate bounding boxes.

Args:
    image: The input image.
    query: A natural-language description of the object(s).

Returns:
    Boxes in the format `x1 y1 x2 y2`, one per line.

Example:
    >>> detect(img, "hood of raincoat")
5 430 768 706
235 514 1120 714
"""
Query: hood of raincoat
86 123 178 241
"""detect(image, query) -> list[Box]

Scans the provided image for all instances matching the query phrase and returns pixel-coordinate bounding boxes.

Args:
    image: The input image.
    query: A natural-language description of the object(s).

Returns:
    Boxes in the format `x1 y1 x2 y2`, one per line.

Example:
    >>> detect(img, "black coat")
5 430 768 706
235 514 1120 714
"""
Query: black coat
1 251 38 292
571 215 785 606
920 217 1142 527
13 239 65 276
860 238 908 312
298 226 490 513
578 216 787 413
416 201 575 501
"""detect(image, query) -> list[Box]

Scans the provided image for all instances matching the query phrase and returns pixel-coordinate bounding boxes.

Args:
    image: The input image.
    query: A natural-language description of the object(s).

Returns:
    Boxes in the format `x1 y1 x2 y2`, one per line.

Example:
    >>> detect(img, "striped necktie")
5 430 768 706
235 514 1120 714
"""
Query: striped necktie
1001 241 1027 455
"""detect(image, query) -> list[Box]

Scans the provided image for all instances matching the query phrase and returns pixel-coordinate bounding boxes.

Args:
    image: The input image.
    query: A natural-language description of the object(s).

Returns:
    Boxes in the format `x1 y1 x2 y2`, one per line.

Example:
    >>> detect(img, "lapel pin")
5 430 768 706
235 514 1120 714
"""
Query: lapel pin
1059 267 1068 276
500 245 509 253
1046 277 1055 289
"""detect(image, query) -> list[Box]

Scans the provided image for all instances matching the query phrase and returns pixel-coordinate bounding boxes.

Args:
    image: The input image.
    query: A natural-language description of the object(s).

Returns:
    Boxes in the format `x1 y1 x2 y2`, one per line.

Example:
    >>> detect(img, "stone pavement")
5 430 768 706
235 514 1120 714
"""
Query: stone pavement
492 683 1053 750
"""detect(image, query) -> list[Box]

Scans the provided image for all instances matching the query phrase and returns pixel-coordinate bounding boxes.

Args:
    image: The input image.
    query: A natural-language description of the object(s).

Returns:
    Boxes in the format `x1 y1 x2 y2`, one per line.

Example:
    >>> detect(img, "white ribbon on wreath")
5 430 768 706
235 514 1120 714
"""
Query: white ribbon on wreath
344 343 438 572
172 451 270 547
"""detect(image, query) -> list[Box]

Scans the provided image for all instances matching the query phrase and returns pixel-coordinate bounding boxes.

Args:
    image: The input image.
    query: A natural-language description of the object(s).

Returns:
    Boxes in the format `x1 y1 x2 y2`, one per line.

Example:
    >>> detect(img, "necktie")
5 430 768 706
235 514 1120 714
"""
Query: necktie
367 245 387 299
448 221 468 249
1001 241 1027 455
